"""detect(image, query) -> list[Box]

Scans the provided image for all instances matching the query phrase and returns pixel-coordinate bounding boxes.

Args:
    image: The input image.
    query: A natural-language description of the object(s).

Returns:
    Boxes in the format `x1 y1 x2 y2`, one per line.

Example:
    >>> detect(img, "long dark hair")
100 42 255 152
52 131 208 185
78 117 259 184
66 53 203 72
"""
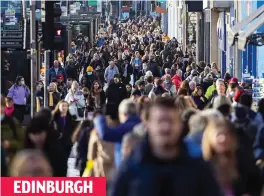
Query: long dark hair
90 80 102 95
15 76 24 85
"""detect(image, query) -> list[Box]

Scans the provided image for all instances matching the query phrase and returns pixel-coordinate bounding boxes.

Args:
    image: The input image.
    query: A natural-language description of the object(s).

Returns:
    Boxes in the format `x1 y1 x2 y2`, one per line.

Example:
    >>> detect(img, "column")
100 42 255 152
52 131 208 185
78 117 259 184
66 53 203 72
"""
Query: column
210 10 218 63
196 12 204 62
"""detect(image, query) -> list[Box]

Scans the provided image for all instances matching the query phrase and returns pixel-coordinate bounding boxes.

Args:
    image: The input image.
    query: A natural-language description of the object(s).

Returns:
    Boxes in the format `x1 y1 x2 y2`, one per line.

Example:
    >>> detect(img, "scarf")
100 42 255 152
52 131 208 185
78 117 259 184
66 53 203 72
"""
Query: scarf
5 106 14 117
93 88 102 108
36 97 41 113
49 92 54 107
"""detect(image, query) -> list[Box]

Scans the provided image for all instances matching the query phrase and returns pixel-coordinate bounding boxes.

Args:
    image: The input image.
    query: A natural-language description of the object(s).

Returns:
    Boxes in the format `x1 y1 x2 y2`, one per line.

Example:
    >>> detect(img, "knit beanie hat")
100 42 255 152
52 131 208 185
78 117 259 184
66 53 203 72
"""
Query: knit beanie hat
86 66 93 72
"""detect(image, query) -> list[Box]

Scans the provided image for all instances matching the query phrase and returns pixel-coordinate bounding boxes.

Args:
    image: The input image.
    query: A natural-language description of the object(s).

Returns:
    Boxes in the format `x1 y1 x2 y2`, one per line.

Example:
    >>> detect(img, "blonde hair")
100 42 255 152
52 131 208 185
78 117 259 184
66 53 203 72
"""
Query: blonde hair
10 149 52 176
202 119 238 184
52 100 69 116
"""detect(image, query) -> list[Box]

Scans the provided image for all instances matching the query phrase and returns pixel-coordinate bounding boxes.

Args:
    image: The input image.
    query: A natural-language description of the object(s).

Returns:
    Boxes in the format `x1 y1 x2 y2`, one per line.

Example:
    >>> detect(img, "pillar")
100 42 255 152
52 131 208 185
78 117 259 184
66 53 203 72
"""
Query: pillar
210 10 218 64
196 12 204 63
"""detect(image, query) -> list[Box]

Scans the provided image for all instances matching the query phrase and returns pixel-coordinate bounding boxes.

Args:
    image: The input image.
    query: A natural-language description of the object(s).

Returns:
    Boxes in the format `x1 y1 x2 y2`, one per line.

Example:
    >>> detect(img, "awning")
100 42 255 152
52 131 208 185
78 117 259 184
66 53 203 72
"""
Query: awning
228 4 264 50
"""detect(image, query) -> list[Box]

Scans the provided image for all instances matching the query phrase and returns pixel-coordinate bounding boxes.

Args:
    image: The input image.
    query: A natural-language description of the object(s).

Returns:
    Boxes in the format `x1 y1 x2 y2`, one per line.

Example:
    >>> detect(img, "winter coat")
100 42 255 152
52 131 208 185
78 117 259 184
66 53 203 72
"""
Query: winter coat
192 95 207 110
49 67 67 83
7 85 30 105
202 78 214 94
110 136 223 196
171 75 182 91
81 73 98 90
65 90 85 121
1 116 24 161
94 115 141 167
53 113 75 156
106 82 127 106
104 66 120 83
146 61 161 78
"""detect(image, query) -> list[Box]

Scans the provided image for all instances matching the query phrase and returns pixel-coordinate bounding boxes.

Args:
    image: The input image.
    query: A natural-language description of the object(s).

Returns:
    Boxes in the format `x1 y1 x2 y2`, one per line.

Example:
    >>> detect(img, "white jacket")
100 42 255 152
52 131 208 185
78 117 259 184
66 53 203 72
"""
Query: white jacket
65 90 85 121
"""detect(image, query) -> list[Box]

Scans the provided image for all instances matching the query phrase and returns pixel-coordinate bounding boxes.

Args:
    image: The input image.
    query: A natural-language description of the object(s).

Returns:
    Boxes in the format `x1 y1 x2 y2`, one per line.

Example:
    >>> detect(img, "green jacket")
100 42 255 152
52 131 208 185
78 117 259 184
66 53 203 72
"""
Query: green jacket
205 84 216 99
1 116 24 161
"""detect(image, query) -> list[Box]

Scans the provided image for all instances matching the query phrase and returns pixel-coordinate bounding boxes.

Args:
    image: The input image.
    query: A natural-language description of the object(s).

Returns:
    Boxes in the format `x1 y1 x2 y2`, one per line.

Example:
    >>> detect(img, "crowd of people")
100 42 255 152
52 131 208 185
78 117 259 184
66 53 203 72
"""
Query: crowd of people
1 15 264 195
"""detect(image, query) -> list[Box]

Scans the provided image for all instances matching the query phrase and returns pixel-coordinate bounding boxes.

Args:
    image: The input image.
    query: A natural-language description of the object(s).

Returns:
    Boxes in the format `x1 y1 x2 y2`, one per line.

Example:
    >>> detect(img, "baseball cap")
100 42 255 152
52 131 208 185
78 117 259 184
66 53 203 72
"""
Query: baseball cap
230 77 238 83
56 74 64 80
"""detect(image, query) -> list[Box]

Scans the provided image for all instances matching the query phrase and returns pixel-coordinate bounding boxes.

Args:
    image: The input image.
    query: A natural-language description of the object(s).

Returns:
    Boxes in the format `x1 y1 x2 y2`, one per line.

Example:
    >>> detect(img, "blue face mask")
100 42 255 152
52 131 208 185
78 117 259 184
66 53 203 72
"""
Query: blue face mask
87 72 92 76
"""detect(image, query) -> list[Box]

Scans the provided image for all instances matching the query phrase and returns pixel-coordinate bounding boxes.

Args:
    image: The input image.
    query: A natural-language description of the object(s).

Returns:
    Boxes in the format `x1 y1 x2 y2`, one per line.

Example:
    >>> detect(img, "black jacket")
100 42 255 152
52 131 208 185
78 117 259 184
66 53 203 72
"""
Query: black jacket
110 136 223 196
106 82 127 106
53 113 75 155
81 73 98 90
147 61 161 78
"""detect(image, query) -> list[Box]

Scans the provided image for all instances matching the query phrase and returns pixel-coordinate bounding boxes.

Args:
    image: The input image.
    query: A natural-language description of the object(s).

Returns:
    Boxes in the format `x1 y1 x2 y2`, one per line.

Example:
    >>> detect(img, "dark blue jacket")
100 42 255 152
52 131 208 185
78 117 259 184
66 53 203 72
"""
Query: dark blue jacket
110 137 223 196
49 67 67 82
94 115 141 167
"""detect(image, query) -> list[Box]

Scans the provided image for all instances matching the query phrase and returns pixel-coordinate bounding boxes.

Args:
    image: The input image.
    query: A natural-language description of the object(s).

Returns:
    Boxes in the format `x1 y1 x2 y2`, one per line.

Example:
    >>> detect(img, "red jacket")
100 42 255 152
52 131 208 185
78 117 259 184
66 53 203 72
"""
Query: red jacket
172 75 182 90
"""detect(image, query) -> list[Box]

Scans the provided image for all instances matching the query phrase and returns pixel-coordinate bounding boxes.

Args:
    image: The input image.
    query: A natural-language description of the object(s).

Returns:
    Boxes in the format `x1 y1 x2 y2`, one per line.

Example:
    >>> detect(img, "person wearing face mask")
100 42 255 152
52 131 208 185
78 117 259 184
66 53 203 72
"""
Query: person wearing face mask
1 96 24 167
81 66 98 90
7 76 30 123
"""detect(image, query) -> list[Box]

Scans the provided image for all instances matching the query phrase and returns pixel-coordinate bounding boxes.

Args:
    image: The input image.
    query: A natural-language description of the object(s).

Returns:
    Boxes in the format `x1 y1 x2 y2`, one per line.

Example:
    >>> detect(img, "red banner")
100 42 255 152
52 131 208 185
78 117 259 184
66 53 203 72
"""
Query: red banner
1 177 106 196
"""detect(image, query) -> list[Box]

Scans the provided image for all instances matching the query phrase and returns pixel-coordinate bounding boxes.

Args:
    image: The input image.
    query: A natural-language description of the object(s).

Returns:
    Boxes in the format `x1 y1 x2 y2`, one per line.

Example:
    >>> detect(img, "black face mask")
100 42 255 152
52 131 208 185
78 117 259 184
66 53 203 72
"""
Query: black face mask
84 94 89 98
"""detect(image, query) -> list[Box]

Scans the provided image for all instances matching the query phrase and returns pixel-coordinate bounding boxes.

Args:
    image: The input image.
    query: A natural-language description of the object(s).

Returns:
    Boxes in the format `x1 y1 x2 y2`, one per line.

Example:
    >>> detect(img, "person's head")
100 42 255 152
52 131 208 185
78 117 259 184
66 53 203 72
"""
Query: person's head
122 132 141 159
180 80 190 91
142 63 148 70
186 66 191 73
202 119 237 159
5 97 14 108
212 95 232 117
56 74 64 83
53 100 69 116
174 96 192 114
109 61 115 68
49 82 57 92
86 66 94 75
67 78 73 88
118 99 137 123
175 69 182 78
146 75 153 84
82 87 89 97
25 117 50 148
113 74 121 84
188 112 208 136
93 53 99 60
211 62 218 71
229 77 239 89
71 81 79 93
91 80 102 91
138 80 145 90
126 84 132 93
53 60 59 68
177 88 188 96
135 51 140 57
216 79 226 95
146 97 183 151
164 68 171 75
189 81 196 91
10 149 52 176
15 76 25 86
